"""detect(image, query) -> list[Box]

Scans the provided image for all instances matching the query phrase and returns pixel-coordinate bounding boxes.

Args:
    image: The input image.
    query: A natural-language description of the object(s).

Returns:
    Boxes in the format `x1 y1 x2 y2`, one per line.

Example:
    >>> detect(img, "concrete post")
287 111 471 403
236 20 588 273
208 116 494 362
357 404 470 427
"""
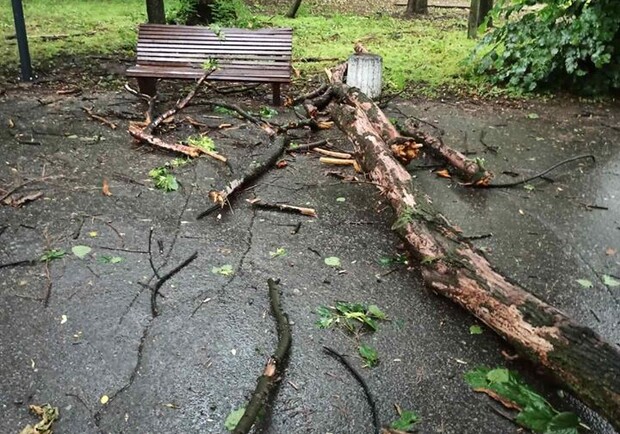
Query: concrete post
346 53 382 99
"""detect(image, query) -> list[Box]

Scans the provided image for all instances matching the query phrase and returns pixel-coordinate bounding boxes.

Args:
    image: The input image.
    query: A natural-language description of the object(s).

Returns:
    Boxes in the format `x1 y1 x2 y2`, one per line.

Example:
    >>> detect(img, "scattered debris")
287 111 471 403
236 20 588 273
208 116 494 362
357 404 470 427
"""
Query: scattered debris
82 106 118 130
19 404 59 434
248 198 317 217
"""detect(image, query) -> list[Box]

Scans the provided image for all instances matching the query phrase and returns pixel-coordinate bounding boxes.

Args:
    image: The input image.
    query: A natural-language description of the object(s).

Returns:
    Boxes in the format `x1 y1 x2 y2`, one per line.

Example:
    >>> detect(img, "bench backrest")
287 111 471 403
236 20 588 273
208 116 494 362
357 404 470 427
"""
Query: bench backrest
135 24 293 82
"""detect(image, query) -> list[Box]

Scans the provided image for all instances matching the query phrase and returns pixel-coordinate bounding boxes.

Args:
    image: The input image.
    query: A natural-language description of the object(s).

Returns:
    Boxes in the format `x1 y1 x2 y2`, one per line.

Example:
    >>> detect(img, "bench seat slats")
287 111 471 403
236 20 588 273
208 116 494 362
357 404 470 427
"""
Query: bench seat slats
127 66 290 82
127 24 293 104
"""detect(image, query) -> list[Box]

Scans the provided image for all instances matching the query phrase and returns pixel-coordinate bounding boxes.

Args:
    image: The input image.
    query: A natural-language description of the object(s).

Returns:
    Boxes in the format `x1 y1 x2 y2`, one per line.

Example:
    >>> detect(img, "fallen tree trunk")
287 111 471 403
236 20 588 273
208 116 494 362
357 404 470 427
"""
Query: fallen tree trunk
328 82 620 431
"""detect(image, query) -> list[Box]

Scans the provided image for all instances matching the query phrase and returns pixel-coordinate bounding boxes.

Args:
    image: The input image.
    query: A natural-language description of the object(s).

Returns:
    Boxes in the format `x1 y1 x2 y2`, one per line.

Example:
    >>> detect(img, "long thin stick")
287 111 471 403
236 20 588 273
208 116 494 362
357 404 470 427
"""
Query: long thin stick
323 346 380 434
486 155 595 188
150 251 198 317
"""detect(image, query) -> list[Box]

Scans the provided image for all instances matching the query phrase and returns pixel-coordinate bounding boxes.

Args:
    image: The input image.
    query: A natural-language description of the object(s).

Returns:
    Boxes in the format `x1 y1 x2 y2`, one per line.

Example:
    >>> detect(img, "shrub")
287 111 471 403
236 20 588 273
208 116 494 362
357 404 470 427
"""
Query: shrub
471 0 620 94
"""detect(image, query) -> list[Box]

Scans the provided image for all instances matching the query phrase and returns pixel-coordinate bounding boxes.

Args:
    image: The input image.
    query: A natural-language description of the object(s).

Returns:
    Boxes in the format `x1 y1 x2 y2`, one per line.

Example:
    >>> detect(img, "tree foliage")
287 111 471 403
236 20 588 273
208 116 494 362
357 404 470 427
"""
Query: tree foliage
472 0 620 93
168 0 259 27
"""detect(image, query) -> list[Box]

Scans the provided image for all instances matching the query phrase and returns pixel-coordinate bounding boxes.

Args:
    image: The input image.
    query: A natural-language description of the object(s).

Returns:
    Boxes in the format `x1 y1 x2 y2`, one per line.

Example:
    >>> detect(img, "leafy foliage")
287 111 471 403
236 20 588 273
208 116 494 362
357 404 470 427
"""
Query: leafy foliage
187 135 216 152
40 249 66 262
315 302 387 333
224 406 245 431
464 367 580 433
149 167 179 192
168 0 261 28
212 264 234 276
324 256 341 268
472 0 620 93
358 344 379 367
71 245 92 259
390 410 420 431
98 255 123 264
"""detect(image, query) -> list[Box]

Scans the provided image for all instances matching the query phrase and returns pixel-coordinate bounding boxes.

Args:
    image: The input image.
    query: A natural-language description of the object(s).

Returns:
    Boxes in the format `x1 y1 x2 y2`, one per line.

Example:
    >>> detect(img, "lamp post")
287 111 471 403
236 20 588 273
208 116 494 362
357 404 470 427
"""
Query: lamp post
11 0 33 81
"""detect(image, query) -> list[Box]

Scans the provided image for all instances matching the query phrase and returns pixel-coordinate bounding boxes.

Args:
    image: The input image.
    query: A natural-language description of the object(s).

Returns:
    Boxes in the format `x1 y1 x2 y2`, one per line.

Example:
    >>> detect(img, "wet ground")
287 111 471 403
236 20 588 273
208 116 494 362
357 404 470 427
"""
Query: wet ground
0 82 619 434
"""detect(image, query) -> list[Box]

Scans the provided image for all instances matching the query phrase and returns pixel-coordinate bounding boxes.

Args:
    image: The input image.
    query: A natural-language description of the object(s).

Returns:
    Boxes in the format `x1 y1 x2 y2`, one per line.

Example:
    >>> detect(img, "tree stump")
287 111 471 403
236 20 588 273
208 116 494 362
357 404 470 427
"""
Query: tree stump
346 54 383 99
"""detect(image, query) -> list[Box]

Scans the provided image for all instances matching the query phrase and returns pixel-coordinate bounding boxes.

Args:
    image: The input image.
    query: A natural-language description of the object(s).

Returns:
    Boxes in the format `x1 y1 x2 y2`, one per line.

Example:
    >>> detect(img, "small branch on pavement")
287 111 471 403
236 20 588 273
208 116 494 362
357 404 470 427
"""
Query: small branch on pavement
150 251 198 317
232 278 292 434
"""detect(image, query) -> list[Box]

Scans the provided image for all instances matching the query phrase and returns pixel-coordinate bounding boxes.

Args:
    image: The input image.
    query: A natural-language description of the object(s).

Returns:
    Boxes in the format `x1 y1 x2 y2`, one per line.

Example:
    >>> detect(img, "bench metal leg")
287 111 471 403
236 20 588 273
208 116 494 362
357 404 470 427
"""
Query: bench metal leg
137 77 157 97
272 83 282 106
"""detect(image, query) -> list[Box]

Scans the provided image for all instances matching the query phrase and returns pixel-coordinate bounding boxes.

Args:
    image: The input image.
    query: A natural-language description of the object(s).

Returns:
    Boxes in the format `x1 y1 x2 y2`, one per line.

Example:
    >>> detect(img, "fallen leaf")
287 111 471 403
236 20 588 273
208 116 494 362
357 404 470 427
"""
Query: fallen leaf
473 387 522 411
605 248 617 256
162 403 179 409
276 160 288 169
225 407 245 431
89 231 98 237
469 325 483 335
72 245 92 259
9 192 43 208
527 113 540 119
576 279 593 289
324 256 341 267
102 179 112 196
602 275 620 287
100 395 109 405
60 315 67 324
8 118 15 128
336 197 346 202
435 169 451 179
20 404 59 434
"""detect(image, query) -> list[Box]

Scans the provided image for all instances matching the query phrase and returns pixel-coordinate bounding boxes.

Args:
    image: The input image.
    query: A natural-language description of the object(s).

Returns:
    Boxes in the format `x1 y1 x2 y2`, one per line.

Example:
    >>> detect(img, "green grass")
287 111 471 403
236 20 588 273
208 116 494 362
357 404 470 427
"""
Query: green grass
0 0 477 93
0 0 179 71
270 13 476 91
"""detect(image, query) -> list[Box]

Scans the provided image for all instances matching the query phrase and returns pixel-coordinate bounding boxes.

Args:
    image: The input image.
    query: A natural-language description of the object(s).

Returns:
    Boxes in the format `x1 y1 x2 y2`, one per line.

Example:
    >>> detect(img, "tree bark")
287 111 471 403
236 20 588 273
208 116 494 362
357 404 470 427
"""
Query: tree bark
146 0 166 24
328 81 620 431
468 0 493 39
286 0 303 18
406 0 428 15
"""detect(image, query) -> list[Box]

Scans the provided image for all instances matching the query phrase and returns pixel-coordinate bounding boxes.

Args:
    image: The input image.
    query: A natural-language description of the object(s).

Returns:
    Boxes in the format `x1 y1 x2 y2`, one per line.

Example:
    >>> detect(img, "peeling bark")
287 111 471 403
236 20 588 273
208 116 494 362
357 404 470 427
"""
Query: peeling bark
328 84 620 431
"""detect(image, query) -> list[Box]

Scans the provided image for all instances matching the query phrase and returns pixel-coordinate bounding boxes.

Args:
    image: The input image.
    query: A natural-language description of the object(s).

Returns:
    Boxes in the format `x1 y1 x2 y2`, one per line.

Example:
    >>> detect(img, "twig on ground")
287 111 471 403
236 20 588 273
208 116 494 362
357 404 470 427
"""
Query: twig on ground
313 148 352 159
82 106 117 130
232 278 292 434
150 251 198 317
0 259 38 270
0 175 64 204
197 136 289 219
323 346 380 434
287 139 328 153
247 198 317 217
486 155 595 188
289 84 329 107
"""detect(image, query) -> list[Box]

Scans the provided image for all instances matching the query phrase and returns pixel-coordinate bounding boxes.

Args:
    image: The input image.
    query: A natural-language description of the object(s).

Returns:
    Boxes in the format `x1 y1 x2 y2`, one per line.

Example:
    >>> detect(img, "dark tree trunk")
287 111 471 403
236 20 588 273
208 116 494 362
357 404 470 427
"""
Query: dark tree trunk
326 79 620 432
286 0 301 18
146 0 166 24
286 0 303 18
406 0 428 15
468 0 493 38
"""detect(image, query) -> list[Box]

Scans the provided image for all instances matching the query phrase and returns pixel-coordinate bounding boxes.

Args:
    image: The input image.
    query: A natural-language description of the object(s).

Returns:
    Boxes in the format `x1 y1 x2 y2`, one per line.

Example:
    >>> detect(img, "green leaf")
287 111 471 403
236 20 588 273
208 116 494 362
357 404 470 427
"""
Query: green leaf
390 410 419 430
469 325 483 335
527 113 540 119
269 247 287 258
149 166 179 192
602 275 620 287
187 135 216 152
367 304 387 320
324 256 341 267
99 255 123 264
212 264 234 276
258 106 278 119
516 405 555 433
464 367 491 389
486 368 510 384
576 279 593 288
72 245 92 259
378 256 393 266
288 142 299 150
358 344 379 367
40 249 66 262
336 197 346 202
545 412 580 433
523 184 535 191
224 407 245 431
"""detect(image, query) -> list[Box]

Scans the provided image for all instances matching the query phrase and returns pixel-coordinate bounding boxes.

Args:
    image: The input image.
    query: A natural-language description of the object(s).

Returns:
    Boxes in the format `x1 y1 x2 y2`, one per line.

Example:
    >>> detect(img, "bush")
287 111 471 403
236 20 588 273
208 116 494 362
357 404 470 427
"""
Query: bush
471 0 620 94
168 0 261 28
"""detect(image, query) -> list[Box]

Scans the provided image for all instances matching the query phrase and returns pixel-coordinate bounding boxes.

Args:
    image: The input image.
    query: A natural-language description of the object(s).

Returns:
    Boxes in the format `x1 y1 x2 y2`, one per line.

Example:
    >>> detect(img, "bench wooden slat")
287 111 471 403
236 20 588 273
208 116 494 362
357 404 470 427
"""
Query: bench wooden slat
127 24 293 104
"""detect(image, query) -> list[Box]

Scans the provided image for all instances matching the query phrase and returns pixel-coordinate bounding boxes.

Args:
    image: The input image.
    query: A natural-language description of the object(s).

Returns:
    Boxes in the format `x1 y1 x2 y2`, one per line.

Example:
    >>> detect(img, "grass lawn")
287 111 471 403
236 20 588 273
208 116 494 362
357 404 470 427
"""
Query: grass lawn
0 0 477 93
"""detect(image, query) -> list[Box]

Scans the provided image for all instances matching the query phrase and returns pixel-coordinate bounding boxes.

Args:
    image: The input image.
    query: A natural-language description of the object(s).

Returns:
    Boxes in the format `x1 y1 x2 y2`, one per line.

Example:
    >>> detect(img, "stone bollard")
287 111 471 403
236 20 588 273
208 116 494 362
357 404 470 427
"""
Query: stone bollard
346 53 383 99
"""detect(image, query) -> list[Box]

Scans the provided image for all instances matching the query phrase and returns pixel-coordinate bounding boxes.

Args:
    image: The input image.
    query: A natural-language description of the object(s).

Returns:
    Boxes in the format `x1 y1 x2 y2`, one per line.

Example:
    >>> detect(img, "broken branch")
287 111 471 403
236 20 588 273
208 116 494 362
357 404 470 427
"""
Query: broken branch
232 278 292 434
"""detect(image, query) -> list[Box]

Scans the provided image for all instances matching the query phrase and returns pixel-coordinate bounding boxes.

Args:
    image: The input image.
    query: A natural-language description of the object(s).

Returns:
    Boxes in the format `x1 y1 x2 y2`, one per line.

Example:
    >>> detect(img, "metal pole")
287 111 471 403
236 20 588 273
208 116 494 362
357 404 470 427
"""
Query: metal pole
11 0 33 81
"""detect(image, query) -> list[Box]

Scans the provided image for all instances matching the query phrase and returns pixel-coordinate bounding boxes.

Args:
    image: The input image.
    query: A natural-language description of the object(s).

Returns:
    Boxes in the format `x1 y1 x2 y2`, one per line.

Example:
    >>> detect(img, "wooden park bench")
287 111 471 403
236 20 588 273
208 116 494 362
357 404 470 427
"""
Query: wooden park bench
126 24 293 105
